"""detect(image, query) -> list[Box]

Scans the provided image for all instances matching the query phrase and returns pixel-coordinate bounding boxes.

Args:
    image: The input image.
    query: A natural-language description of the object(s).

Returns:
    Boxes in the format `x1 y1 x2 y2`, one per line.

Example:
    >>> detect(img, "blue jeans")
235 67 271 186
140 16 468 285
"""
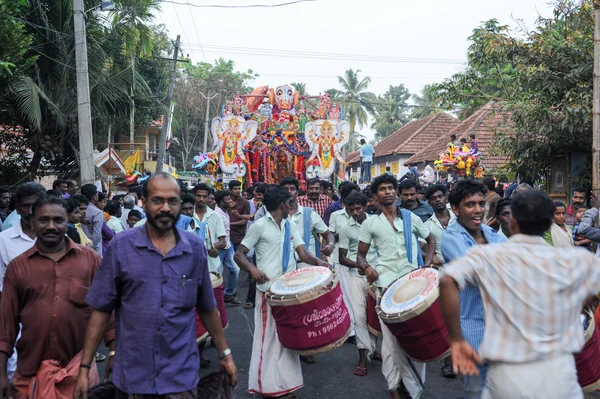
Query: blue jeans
219 246 239 297
361 161 372 182
464 363 488 399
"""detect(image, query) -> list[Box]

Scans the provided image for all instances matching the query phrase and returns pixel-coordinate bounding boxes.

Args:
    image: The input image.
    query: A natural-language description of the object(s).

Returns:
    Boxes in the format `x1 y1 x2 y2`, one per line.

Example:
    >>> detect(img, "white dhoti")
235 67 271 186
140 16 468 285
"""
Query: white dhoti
332 248 355 336
348 275 376 356
483 355 582 399
248 291 303 397
377 288 426 397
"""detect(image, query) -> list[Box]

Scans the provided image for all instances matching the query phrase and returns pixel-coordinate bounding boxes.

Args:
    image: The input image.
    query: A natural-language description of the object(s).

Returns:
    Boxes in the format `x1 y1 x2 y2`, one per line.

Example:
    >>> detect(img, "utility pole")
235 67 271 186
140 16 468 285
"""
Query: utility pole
156 35 181 172
593 1 600 197
73 0 95 185
200 91 219 153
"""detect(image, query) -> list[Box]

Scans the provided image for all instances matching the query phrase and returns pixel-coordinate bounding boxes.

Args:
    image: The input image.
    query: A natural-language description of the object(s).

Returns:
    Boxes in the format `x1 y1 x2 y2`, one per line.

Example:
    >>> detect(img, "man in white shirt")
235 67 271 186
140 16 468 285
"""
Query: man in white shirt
192 184 226 274
0 182 46 381
214 190 240 304
234 186 329 397
105 200 125 234
440 189 600 398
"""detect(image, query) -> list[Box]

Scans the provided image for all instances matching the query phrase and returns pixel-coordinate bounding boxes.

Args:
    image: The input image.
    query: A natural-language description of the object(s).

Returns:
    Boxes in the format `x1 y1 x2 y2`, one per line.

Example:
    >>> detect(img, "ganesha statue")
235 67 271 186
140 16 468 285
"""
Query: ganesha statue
211 115 258 177
304 119 350 178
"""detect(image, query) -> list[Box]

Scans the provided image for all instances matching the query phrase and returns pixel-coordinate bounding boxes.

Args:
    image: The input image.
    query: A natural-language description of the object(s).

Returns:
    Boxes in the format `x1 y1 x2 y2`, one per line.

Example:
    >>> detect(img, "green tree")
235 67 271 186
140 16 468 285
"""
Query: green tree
411 84 445 119
110 0 160 144
437 1 595 180
329 69 377 151
172 59 258 170
371 84 411 141
291 82 306 95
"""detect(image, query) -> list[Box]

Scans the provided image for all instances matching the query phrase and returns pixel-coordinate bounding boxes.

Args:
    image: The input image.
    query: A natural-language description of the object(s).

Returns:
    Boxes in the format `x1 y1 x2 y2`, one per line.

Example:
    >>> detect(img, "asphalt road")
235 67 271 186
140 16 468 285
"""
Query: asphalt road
95 271 600 398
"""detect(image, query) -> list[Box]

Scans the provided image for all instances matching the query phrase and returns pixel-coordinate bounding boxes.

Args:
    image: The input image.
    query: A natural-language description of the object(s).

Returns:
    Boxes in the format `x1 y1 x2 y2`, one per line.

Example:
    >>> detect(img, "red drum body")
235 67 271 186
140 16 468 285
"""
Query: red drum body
377 268 450 362
575 312 600 392
266 267 351 356
195 272 228 343
367 284 382 336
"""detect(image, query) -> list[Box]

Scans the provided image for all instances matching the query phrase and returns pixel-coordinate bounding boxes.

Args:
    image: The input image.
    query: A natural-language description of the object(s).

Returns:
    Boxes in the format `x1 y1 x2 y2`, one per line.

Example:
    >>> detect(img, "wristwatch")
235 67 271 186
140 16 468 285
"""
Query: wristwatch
218 348 232 359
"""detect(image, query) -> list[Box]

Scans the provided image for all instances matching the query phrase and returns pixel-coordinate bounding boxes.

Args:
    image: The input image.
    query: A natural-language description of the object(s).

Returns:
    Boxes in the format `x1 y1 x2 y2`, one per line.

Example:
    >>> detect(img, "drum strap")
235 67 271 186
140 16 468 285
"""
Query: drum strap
303 207 321 258
282 219 292 273
399 208 424 268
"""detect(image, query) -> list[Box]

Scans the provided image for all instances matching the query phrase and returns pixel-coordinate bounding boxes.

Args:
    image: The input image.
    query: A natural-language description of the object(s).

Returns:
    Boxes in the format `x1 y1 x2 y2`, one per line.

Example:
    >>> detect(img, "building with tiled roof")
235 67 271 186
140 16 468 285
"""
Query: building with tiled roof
346 112 459 180
405 102 513 171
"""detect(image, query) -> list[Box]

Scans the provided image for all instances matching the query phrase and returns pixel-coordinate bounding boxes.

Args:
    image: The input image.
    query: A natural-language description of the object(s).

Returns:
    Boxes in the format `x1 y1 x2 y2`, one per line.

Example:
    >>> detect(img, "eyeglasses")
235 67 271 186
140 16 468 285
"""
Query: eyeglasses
149 197 181 207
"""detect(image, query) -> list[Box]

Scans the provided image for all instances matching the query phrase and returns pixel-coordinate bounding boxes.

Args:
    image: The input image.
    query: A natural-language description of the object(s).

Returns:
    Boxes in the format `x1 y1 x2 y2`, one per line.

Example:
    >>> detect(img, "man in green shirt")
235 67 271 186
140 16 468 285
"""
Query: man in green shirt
357 174 435 399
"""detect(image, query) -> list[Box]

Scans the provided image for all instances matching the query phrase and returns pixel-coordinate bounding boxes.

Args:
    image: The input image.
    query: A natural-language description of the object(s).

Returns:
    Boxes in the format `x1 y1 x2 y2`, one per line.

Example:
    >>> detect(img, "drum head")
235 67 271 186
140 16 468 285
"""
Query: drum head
269 267 332 296
380 268 439 316
210 272 223 288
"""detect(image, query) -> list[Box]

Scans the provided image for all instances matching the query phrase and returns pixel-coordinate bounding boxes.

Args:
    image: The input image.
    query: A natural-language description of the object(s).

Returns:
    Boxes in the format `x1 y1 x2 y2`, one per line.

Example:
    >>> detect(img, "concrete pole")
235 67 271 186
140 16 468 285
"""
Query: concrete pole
155 35 180 172
593 2 600 196
73 0 96 185
200 91 219 153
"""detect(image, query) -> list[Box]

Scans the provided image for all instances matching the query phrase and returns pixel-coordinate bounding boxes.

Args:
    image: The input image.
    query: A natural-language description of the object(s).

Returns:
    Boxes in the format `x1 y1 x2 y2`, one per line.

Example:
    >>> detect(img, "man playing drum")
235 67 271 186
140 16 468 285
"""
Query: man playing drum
440 189 600 398
234 186 330 398
356 174 436 399
338 191 382 377
441 180 506 398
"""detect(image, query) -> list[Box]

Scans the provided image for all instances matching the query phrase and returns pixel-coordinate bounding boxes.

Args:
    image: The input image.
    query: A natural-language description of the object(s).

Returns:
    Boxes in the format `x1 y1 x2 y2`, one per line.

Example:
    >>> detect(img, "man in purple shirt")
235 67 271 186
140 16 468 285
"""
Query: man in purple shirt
74 172 237 398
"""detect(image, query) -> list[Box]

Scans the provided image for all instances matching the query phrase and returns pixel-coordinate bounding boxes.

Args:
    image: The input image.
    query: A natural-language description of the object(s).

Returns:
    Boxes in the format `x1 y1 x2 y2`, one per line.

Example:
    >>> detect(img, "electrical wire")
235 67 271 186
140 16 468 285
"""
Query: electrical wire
160 0 316 9
171 2 196 63
181 43 465 65
257 73 446 80
187 4 207 62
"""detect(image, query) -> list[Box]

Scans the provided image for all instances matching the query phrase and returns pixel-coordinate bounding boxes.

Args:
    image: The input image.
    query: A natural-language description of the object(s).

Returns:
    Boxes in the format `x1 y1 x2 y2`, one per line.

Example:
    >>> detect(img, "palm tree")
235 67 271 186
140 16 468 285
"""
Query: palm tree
329 69 376 151
410 84 443 119
110 0 160 143
290 82 307 95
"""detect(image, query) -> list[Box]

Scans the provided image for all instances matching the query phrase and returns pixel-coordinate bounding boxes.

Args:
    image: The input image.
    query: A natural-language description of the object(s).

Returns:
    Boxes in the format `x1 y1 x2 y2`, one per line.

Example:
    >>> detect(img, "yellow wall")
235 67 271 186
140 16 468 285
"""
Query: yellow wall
391 161 399 175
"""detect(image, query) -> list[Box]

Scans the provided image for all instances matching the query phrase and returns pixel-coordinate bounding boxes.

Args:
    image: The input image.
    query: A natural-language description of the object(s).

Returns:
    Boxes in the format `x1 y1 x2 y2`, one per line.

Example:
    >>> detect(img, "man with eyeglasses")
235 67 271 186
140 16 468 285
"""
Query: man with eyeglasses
75 172 238 398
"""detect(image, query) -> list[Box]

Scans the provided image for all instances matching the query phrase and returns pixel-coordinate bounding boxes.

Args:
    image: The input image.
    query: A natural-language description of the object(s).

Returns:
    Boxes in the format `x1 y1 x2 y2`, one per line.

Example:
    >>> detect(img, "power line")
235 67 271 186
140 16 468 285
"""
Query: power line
257 73 446 80
160 0 315 9
187 4 207 62
171 2 196 63
181 43 466 65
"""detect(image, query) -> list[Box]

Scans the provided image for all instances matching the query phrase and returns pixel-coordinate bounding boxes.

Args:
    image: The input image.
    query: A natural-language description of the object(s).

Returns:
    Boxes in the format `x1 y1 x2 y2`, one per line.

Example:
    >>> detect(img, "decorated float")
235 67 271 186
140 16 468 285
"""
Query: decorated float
191 84 350 188
433 142 485 178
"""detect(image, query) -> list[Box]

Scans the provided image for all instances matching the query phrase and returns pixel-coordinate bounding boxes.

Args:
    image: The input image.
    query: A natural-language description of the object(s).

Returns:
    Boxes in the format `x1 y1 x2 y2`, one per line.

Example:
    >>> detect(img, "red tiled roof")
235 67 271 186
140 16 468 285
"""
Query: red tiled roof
405 102 514 170
346 112 459 164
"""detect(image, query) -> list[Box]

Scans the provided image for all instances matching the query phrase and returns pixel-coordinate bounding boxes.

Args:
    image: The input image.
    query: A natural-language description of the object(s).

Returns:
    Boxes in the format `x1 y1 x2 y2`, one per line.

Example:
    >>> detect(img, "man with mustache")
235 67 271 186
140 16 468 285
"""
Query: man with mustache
398 180 433 223
565 187 587 227
0 196 115 397
75 172 237 398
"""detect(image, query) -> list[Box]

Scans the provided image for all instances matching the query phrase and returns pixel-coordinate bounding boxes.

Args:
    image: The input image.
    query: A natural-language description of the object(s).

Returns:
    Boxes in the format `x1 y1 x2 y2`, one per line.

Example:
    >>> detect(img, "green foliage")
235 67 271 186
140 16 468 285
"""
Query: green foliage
436 1 595 180
171 59 258 170
291 82 307 95
371 84 411 141
329 69 377 151
0 0 35 81
410 84 446 119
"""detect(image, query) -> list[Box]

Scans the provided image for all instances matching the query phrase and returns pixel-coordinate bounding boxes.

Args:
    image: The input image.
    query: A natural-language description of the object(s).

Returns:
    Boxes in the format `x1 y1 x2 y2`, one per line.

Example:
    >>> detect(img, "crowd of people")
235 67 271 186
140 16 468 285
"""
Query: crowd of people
0 169 598 399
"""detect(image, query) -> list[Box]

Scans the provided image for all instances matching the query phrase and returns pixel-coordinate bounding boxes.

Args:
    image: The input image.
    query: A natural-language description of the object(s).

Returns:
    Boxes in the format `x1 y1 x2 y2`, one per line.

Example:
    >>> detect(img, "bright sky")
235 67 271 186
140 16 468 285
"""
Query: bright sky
154 0 554 140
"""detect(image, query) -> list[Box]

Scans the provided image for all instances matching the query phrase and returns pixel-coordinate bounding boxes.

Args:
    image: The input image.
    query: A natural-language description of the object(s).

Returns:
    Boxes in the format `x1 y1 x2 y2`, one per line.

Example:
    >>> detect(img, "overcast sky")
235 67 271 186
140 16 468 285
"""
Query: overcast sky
154 0 554 140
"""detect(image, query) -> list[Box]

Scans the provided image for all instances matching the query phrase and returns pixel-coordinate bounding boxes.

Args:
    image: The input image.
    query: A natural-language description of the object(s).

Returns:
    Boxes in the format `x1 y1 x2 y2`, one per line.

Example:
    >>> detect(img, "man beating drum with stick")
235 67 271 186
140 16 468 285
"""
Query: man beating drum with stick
234 186 330 398
357 174 436 399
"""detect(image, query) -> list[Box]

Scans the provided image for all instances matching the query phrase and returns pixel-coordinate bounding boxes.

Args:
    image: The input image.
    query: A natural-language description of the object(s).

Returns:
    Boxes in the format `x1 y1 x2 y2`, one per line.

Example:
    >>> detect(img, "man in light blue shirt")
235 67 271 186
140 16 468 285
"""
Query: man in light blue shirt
359 139 375 183
441 179 506 399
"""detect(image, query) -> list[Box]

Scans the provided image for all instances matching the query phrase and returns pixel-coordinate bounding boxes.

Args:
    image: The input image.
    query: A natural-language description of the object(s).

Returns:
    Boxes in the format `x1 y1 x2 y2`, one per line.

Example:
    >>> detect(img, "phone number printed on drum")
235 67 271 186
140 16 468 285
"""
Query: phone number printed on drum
307 309 348 339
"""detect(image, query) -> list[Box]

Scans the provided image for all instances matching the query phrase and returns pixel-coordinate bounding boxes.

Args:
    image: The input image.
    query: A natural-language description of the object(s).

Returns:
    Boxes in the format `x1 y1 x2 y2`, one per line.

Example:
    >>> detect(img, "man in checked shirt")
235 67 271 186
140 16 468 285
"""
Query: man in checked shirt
440 189 600 399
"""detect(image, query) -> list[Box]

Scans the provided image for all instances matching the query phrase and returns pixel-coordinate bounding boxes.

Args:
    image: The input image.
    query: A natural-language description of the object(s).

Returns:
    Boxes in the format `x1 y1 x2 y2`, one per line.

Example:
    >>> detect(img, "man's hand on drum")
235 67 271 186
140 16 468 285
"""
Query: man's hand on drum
450 340 482 376
432 255 444 268
250 268 269 284
363 265 379 284
320 243 335 257
315 258 331 269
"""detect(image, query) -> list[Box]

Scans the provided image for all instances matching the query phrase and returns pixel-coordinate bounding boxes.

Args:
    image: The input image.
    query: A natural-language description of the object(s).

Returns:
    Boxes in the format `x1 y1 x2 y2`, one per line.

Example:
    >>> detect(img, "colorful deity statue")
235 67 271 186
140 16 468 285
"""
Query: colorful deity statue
328 103 341 120
258 101 272 119
273 148 293 182
304 119 350 178
232 94 243 116
297 101 308 132
224 101 233 117
211 115 258 177
317 92 331 119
